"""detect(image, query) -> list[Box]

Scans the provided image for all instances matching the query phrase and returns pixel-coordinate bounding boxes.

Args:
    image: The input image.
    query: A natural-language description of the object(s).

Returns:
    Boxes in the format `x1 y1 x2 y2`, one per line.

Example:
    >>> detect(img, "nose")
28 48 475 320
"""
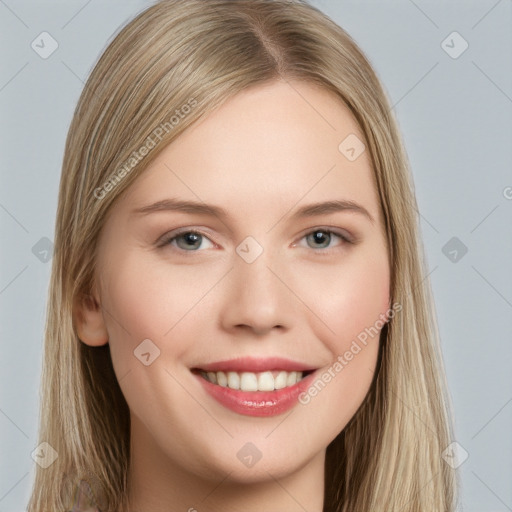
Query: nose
218 245 294 336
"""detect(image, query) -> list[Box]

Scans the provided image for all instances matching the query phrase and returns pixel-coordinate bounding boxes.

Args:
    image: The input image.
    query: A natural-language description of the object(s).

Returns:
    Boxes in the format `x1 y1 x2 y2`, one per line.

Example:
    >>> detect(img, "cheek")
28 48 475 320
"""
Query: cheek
294 251 389 436
299 249 390 353
99 252 228 370
99 255 181 361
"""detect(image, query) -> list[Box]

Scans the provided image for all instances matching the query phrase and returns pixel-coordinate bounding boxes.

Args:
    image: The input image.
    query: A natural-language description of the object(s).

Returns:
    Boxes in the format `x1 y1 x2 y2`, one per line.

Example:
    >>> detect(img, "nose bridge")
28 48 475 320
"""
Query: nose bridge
220 235 290 333
235 237 279 302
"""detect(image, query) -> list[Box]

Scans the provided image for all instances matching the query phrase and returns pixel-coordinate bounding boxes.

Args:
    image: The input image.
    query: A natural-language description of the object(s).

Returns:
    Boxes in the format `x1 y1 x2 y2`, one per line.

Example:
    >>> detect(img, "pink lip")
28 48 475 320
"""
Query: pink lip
192 356 317 373
192 368 318 417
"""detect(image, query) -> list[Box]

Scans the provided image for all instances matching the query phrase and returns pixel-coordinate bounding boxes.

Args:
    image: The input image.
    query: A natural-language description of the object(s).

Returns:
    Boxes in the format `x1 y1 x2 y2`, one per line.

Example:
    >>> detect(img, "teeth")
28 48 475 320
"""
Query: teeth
274 371 288 390
240 372 258 391
258 371 274 391
286 371 298 387
216 371 228 387
201 370 306 391
227 371 240 389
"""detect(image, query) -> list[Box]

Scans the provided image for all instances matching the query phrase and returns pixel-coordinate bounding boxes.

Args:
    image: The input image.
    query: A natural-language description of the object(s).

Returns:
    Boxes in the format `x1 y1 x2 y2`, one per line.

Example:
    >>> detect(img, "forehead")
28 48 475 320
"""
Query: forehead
116 79 381 224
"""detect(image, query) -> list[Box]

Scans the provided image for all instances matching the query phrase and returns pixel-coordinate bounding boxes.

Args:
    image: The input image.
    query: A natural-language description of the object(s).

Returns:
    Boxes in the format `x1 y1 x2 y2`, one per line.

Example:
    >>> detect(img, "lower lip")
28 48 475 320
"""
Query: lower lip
192 371 317 417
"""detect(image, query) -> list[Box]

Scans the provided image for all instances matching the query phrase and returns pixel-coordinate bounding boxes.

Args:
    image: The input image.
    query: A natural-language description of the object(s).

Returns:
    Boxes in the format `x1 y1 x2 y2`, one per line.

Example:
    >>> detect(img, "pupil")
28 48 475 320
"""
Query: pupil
181 232 200 249
311 231 329 248
186 233 199 244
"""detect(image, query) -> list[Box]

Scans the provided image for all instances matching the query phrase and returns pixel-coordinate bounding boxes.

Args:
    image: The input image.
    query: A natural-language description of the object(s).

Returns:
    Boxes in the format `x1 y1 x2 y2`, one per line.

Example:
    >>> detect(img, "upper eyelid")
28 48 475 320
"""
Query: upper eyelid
294 229 353 247
159 227 216 245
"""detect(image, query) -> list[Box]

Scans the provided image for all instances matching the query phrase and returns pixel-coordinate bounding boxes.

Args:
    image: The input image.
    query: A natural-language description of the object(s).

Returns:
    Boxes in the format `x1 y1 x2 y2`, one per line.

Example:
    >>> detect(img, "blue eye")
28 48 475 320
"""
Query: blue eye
158 228 352 253
301 229 352 250
161 230 214 251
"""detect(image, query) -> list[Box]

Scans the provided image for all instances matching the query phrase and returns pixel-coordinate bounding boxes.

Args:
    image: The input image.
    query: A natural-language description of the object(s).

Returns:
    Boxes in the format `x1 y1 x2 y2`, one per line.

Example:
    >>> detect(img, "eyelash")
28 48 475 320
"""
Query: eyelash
157 227 354 254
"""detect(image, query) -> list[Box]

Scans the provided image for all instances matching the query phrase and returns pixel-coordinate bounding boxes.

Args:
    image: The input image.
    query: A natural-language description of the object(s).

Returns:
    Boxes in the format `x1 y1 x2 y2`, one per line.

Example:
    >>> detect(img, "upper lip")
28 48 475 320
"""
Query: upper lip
192 356 317 373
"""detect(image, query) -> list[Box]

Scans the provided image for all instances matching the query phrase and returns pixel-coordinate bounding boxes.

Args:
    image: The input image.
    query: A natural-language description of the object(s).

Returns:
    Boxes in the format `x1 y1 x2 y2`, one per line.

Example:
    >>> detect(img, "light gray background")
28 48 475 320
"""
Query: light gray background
1 1 511 510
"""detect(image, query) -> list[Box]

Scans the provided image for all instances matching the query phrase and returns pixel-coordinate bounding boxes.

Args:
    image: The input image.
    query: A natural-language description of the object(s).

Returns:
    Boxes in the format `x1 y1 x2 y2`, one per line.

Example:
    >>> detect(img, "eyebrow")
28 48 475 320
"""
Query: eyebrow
131 198 374 223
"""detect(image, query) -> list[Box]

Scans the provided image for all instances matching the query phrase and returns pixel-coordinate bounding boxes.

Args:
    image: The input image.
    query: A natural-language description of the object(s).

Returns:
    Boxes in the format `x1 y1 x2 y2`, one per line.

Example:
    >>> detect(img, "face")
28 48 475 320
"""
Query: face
78 80 390 488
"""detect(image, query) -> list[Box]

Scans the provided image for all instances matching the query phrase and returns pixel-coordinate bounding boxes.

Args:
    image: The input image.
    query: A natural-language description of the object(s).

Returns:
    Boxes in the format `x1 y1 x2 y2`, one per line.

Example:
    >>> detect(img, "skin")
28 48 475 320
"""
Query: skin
75 79 390 512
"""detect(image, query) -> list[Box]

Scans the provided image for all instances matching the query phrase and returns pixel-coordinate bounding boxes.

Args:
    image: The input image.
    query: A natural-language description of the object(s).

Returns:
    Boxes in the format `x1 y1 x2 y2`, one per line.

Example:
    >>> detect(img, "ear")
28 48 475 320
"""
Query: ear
73 285 109 347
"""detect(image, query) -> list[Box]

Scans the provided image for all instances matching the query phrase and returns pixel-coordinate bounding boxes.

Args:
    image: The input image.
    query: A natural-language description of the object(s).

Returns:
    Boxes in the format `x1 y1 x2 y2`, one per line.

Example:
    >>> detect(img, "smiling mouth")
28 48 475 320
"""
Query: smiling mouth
192 369 315 392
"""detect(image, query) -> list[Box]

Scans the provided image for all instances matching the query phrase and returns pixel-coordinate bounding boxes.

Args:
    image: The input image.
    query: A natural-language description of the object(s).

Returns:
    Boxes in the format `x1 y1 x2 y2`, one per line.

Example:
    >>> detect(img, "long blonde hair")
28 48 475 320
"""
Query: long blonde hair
27 1 458 510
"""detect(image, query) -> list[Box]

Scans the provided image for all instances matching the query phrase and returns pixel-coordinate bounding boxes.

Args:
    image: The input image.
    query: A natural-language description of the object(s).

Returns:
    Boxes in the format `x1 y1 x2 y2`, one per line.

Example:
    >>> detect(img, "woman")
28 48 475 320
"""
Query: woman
27 1 458 510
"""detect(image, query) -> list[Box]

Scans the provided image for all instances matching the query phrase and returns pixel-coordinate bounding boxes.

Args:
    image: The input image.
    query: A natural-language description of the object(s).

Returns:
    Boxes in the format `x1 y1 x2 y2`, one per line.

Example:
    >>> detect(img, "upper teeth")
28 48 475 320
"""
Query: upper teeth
201 370 304 391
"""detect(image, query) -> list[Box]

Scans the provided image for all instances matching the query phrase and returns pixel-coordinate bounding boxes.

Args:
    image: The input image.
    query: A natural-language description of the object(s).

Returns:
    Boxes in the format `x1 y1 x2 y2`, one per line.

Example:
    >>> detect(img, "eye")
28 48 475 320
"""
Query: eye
157 227 354 254
158 230 215 251
297 228 353 251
